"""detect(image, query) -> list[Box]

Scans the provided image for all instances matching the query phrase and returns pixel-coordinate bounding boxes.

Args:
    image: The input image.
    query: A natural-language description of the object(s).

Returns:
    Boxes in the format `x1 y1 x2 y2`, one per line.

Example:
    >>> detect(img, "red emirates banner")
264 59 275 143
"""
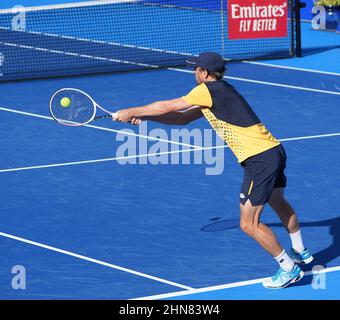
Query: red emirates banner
228 0 288 39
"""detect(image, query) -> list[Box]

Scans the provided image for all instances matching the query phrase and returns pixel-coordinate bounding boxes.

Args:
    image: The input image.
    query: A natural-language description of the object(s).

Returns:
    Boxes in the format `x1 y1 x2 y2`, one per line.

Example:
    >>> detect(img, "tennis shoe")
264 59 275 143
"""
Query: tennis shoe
289 247 314 264
263 265 304 289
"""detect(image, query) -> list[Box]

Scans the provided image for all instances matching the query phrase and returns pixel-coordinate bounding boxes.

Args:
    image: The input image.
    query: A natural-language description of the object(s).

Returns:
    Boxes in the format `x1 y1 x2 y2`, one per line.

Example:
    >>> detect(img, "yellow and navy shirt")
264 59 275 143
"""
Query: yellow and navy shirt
182 80 280 163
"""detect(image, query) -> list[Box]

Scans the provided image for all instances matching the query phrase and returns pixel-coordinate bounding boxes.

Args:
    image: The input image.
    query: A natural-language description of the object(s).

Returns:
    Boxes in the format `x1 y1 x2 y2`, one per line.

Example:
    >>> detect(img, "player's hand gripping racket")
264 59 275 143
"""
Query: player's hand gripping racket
49 88 117 126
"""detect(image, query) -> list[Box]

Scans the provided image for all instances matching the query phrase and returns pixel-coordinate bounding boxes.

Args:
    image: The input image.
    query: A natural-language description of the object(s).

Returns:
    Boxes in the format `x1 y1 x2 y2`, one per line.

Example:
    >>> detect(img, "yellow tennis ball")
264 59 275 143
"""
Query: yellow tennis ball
60 97 71 108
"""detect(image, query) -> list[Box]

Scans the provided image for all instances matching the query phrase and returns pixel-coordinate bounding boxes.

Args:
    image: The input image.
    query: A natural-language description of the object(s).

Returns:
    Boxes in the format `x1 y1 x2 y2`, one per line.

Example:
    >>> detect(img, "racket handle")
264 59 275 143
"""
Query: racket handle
95 112 141 123
94 113 116 121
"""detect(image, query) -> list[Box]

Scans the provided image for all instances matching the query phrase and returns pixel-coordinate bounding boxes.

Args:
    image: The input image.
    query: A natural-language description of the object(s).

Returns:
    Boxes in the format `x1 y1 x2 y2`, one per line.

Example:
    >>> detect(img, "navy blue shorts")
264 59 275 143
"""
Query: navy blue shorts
240 144 287 206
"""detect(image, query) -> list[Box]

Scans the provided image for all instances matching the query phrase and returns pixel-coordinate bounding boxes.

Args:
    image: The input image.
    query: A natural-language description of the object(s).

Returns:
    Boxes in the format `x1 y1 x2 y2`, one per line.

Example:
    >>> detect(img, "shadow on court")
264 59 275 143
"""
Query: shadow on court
302 45 340 57
201 216 340 268
201 216 340 288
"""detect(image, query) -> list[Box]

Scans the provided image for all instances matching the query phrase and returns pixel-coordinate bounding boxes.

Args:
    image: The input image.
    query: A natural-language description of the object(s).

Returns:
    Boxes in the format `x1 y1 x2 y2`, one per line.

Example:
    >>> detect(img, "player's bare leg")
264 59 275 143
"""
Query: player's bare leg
239 199 283 257
240 199 304 288
268 188 299 233
269 188 314 264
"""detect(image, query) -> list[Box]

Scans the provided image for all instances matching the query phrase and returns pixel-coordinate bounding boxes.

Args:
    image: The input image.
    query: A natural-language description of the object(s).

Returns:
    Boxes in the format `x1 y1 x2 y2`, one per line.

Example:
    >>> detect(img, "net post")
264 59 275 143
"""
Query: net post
295 0 306 57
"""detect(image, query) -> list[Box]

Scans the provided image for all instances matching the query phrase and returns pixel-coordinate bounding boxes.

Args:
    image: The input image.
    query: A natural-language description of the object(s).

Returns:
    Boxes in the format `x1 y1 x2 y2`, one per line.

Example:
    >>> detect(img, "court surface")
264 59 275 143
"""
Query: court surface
1 56 339 299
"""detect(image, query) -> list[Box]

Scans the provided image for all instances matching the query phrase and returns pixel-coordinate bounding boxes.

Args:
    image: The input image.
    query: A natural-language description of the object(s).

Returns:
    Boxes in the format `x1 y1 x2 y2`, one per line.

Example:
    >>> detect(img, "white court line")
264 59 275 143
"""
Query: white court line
0 107 200 149
225 76 340 95
280 132 340 142
1 131 340 173
133 265 340 300
0 40 160 69
169 68 340 95
0 148 197 173
0 39 338 95
0 231 193 290
0 26 193 58
242 61 340 77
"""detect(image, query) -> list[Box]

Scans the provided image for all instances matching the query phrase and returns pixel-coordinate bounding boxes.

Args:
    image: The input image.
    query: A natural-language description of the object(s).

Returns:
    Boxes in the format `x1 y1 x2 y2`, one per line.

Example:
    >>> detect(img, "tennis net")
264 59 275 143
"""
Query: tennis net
0 0 295 81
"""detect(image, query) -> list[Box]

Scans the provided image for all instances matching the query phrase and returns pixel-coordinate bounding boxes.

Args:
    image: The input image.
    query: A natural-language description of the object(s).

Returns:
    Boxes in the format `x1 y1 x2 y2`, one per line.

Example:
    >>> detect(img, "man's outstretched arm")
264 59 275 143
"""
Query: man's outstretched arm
114 98 198 123
144 106 203 125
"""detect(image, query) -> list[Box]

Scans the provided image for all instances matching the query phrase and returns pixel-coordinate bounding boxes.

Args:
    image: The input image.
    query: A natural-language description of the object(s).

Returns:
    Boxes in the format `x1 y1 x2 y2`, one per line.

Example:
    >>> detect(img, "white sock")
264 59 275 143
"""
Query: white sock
274 250 295 272
290 229 305 253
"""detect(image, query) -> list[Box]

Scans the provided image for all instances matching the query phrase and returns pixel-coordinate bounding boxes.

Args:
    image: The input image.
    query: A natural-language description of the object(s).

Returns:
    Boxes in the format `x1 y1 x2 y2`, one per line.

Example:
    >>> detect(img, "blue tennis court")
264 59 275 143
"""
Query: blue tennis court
0 0 339 301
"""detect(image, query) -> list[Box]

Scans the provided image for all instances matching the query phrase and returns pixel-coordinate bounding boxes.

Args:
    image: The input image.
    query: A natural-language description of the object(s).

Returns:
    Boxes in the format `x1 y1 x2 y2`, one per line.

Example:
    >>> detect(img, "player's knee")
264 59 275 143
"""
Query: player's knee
240 220 256 236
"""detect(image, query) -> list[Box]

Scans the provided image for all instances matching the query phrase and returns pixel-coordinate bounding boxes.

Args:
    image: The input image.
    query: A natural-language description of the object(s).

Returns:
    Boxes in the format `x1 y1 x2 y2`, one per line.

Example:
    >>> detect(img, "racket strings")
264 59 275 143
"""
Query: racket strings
50 89 96 126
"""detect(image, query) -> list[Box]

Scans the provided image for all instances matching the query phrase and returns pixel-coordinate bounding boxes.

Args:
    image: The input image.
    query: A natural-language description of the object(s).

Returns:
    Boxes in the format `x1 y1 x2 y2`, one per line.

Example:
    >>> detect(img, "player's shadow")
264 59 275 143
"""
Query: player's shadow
270 216 340 268
202 215 340 287
202 215 340 267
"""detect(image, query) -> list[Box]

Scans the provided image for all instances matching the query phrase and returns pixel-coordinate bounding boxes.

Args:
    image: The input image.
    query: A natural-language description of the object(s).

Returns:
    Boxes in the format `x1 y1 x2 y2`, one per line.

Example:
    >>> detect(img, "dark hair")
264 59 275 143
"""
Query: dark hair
209 71 225 80
197 67 225 80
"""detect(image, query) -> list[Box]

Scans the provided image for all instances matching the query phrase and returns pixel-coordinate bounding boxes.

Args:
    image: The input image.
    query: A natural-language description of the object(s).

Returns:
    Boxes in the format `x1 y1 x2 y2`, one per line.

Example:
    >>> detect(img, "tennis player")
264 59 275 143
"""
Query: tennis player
114 52 313 289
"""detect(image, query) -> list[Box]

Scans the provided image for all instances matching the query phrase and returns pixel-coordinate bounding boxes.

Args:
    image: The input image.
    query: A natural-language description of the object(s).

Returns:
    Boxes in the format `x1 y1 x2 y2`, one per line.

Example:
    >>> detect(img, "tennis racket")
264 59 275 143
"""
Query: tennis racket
49 88 117 127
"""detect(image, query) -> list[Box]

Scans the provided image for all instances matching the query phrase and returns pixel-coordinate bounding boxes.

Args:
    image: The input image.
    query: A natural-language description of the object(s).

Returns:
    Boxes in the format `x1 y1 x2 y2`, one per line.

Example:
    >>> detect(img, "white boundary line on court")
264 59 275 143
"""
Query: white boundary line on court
0 26 193 57
0 148 198 173
0 40 160 69
279 132 340 142
169 68 340 95
0 231 193 290
225 76 340 95
0 107 200 149
133 265 340 300
242 61 340 77
1 132 340 173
